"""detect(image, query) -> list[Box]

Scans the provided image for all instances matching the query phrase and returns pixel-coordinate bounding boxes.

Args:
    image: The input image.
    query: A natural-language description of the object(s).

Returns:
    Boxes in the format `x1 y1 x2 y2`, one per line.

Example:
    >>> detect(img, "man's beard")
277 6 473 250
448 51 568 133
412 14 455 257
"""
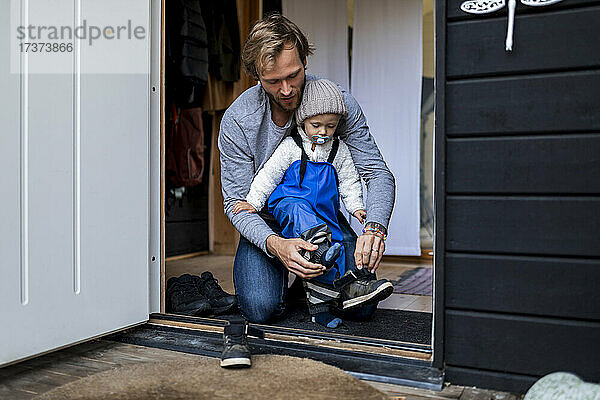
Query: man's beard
266 84 305 113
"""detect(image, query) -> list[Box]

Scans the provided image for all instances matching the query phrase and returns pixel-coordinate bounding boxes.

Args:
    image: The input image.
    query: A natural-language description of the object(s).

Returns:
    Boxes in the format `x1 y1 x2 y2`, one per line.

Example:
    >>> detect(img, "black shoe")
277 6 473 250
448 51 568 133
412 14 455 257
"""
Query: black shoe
334 268 393 310
166 275 212 316
220 318 264 368
195 272 237 315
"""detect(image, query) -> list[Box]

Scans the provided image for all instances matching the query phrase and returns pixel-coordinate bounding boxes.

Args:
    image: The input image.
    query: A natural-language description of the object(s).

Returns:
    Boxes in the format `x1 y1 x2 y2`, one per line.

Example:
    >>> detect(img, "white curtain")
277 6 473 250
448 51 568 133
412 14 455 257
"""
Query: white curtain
350 0 423 255
282 0 350 90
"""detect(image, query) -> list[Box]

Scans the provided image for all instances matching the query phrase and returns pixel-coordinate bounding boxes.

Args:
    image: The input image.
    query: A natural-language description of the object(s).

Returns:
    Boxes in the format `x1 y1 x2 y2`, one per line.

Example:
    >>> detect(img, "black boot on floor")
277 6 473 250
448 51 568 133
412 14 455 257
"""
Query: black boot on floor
194 271 238 315
220 318 264 368
166 275 212 316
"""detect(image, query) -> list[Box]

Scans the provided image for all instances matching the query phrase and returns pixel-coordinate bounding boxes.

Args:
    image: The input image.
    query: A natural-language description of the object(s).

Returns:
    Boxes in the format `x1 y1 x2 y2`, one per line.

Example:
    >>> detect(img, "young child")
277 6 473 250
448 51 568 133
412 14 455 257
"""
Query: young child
233 79 393 328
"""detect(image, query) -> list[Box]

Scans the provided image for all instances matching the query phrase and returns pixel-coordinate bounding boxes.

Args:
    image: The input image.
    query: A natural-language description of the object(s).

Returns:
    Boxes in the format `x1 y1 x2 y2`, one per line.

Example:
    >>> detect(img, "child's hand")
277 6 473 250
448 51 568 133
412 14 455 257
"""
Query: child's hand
233 201 257 214
353 209 367 224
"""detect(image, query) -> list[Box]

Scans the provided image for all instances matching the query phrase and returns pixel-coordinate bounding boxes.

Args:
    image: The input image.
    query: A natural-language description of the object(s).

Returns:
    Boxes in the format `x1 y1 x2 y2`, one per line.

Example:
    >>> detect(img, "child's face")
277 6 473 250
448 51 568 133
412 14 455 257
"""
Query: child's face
303 114 341 145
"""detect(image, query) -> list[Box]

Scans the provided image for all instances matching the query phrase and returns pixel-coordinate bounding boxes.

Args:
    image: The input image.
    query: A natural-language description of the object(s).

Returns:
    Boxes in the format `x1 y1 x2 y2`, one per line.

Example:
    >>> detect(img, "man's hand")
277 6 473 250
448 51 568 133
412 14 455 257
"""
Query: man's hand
354 224 386 272
266 235 325 279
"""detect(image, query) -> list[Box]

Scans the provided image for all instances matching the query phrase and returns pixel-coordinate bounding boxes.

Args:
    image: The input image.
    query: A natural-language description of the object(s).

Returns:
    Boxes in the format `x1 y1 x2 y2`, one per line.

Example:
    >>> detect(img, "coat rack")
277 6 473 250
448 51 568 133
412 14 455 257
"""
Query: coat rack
460 0 564 51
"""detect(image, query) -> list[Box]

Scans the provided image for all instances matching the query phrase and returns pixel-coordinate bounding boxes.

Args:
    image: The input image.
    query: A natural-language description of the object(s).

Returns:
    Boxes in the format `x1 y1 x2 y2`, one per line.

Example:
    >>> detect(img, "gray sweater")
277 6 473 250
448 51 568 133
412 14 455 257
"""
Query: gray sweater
218 75 395 255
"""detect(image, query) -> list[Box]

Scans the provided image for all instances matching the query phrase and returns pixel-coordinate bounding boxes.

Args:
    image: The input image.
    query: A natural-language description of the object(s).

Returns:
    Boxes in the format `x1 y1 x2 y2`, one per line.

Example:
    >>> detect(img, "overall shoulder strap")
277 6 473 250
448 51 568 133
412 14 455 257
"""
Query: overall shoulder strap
290 125 303 149
327 138 340 164
290 126 308 187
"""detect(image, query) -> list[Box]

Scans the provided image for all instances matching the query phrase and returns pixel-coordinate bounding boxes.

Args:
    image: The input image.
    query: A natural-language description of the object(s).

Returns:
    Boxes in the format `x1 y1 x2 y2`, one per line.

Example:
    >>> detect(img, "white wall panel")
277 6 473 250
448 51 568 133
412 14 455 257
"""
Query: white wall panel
282 0 350 90
350 0 423 255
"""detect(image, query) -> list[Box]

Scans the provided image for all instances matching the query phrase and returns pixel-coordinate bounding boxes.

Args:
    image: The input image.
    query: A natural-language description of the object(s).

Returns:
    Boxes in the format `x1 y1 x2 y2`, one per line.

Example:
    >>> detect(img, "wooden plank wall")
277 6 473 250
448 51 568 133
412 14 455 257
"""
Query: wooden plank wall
441 0 600 393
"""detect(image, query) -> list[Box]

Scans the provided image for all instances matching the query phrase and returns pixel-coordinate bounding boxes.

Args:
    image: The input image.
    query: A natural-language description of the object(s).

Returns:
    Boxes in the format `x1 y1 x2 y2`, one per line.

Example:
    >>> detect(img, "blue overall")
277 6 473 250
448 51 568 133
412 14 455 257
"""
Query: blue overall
267 131 345 285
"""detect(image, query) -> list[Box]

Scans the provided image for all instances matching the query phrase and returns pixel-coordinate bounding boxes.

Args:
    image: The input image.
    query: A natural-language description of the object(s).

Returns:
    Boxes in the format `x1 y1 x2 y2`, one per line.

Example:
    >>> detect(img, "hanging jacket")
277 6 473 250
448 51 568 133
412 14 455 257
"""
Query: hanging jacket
201 0 241 82
166 0 209 85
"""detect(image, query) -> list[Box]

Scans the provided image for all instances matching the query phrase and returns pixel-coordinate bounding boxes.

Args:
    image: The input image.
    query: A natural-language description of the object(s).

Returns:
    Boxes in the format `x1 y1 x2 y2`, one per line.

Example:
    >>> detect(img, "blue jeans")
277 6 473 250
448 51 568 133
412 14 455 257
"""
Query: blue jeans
233 213 377 323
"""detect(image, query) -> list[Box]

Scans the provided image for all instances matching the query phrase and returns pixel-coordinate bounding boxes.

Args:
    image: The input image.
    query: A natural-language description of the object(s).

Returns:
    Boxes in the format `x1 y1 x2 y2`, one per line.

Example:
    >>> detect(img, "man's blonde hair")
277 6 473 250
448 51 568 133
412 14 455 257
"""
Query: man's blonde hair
242 13 315 80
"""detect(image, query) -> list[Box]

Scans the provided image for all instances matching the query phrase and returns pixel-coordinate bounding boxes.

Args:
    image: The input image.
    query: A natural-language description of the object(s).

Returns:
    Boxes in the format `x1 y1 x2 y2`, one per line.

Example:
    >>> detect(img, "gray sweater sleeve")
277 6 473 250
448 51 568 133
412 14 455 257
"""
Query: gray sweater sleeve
340 91 396 229
218 113 275 255
246 138 298 211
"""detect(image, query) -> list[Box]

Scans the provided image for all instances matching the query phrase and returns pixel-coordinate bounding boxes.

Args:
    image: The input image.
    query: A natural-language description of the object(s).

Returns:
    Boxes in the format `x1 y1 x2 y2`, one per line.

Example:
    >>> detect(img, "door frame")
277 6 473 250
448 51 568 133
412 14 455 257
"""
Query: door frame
149 0 164 315
148 0 447 385
432 0 446 370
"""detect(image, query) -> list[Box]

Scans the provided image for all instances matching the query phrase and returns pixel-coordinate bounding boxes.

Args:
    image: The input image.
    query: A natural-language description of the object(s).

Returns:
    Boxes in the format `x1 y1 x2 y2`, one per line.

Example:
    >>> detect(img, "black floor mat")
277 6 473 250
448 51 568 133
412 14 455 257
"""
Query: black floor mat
271 300 432 344
216 300 431 345
196 279 431 345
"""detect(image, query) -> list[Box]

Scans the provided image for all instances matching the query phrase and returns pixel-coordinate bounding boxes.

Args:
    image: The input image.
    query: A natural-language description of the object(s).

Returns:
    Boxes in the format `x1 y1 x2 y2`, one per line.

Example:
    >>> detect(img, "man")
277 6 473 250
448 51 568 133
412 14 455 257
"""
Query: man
218 14 395 324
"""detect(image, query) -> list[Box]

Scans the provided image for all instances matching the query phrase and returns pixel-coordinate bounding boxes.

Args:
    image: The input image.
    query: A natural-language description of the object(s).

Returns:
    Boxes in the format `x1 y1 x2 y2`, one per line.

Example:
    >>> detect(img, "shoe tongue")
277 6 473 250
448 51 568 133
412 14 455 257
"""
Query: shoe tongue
356 268 372 279
225 322 246 336
201 271 214 281
333 267 372 289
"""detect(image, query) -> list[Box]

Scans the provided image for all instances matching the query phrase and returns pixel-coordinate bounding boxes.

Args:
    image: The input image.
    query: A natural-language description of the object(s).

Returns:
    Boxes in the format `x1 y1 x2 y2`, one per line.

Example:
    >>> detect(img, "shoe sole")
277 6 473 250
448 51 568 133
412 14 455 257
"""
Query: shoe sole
210 302 238 316
220 357 251 368
342 282 394 310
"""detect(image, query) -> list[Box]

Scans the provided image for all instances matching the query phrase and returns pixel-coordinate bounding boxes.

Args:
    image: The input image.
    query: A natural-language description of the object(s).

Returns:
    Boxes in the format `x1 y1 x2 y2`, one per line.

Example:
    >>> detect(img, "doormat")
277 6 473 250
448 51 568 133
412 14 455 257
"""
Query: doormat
392 267 433 296
270 300 432 344
35 355 388 400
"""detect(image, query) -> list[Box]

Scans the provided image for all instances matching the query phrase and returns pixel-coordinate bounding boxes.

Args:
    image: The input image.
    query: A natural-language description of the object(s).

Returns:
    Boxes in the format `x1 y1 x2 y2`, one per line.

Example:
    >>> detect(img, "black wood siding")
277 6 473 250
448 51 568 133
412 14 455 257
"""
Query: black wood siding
440 0 600 393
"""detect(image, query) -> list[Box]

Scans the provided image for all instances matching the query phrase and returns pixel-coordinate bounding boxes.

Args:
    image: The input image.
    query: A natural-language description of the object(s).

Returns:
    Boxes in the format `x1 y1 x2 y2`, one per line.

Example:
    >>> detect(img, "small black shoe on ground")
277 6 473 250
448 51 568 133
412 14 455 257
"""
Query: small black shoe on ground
334 268 393 310
194 271 237 315
166 275 212 316
220 318 264 368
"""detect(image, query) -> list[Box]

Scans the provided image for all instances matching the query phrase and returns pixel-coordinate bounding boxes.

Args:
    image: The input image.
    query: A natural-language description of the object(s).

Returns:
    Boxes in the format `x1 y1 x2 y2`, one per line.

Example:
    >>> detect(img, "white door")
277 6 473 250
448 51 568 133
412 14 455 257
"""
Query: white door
1 0 152 365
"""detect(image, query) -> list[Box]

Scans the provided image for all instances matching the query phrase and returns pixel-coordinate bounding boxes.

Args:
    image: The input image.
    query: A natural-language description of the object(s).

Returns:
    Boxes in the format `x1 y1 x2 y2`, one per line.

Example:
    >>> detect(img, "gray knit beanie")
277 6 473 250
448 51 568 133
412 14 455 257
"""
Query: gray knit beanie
295 79 348 126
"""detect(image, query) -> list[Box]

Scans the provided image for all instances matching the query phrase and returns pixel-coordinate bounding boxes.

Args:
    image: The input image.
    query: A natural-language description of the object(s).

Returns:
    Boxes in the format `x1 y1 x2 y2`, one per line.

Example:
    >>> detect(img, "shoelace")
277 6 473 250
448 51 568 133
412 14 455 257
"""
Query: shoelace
202 276 226 298
225 331 246 346
171 282 203 298
332 268 373 289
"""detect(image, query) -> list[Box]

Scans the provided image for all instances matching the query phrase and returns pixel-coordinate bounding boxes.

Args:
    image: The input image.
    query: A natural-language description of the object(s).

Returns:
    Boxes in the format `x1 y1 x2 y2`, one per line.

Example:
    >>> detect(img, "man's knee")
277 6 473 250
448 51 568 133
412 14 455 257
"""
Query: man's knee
238 294 284 324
